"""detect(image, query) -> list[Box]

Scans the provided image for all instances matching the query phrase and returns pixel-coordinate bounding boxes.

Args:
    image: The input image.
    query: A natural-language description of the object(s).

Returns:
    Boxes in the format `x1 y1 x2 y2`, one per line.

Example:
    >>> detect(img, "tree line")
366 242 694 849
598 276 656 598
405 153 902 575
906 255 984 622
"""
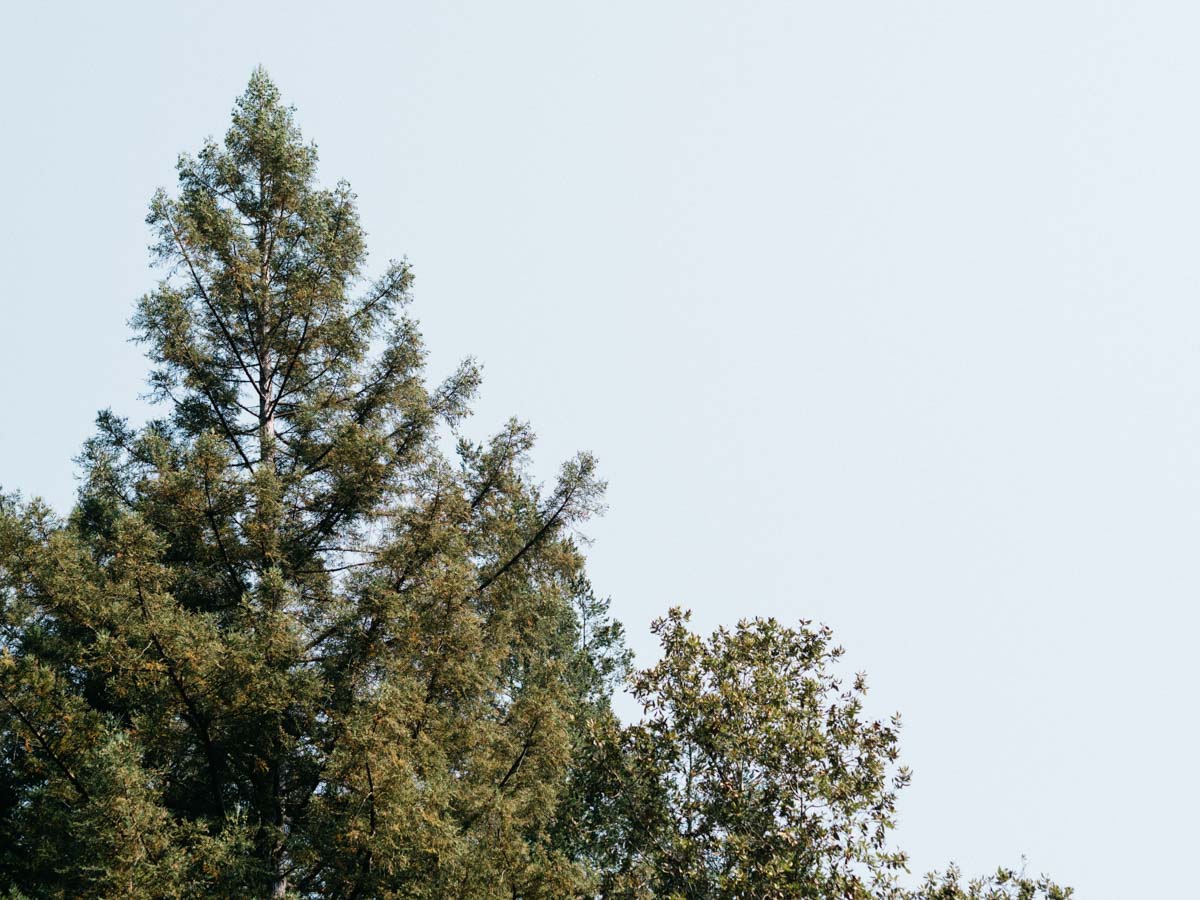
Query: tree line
0 71 1068 899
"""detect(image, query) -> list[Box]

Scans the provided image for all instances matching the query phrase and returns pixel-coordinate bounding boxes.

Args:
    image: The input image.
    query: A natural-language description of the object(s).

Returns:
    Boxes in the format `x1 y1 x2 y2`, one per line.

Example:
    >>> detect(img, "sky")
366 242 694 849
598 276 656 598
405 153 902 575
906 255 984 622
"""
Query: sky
0 2 1193 895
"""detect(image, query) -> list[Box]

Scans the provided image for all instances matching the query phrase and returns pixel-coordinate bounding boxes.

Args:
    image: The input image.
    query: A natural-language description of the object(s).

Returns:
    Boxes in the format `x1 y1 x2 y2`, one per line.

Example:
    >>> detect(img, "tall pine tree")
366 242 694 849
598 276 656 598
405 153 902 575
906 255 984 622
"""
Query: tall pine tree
0 69 621 898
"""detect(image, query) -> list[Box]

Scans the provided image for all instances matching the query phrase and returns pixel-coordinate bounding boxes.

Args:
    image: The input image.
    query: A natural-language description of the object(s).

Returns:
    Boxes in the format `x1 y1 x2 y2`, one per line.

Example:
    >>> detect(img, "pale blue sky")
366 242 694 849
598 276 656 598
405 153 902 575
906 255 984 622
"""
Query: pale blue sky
2 3 1194 895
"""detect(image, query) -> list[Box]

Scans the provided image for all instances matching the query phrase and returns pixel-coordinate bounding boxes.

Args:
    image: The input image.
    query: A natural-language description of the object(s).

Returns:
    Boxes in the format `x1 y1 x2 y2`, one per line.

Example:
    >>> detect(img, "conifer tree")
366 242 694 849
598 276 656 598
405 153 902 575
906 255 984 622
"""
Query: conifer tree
0 71 1068 899
0 69 620 898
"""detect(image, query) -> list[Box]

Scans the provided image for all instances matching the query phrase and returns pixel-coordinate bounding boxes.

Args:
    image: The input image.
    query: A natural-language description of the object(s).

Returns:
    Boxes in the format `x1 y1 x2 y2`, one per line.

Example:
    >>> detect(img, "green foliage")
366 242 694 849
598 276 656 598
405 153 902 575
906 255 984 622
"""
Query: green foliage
0 70 1069 899
568 611 1069 900
909 866 1071 900
619 609 910 898
1 69 608 898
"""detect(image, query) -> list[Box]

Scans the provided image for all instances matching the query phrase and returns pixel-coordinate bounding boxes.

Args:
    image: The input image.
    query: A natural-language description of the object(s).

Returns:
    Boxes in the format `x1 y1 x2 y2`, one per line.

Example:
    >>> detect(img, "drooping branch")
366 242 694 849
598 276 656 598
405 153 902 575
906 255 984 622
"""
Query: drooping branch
0 681 90 803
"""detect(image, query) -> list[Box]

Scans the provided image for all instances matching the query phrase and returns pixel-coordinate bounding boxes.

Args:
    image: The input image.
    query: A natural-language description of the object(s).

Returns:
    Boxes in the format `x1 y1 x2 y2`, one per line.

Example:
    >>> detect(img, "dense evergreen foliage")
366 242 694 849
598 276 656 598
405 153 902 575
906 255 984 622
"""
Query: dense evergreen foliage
0 72 1068 899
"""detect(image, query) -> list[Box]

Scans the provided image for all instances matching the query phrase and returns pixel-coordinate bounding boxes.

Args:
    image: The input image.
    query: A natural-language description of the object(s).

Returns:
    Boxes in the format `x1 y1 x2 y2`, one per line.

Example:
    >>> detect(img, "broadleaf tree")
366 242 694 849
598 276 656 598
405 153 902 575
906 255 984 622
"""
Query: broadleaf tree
0 71 1069 899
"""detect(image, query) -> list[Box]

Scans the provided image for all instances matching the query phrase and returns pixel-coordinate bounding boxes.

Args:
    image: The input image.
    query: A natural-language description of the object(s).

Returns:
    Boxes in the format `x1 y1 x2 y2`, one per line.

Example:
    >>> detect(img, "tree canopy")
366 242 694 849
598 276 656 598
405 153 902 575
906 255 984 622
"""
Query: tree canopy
0 70 1068 899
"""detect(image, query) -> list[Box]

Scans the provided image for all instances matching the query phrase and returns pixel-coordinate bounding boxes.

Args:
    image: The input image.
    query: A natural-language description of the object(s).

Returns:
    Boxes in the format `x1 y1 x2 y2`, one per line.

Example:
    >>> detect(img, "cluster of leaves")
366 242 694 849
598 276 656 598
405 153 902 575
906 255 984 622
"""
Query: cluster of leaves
0 71 1069 899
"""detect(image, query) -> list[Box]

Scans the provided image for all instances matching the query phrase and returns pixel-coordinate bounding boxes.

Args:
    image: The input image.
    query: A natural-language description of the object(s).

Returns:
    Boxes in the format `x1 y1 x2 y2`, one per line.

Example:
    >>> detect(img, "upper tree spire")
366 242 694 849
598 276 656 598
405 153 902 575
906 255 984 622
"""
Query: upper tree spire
137 67 416 479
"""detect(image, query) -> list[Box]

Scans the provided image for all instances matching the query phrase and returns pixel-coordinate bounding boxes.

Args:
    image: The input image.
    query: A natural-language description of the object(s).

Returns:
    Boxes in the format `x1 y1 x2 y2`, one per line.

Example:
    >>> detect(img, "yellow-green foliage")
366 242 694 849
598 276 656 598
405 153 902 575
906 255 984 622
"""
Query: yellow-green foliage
0 71 1067 900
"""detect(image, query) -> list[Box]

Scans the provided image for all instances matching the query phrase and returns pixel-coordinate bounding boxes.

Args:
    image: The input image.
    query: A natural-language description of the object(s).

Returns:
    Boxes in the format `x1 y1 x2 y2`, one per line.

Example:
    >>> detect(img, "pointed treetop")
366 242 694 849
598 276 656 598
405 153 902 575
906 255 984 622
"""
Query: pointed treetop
223 67 314 181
